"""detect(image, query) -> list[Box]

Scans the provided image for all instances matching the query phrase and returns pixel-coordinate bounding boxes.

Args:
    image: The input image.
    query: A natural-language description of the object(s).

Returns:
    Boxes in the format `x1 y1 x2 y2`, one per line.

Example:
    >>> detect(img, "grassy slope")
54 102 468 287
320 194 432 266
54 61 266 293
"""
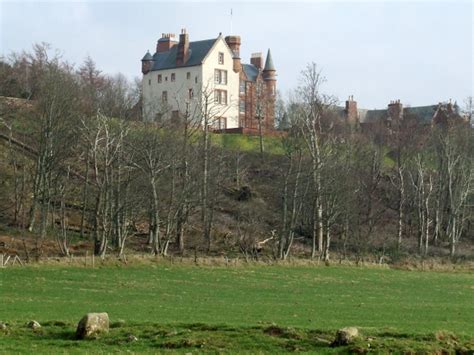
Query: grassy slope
1 264 474 353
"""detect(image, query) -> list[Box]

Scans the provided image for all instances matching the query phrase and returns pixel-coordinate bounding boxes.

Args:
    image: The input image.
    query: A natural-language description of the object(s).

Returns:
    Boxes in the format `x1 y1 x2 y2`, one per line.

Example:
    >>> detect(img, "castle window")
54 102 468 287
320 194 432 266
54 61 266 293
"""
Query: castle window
158 74 162 83
212 117 227 130
148 79 151 85
239 81 245 94
187 72 191 80
162 91 168 103
188 88 194 99
214 69 227 85
195 76 198 84
165 76 168 82
239 100 245 114
214 89 227 105
218 52 224 64
171 73 176 82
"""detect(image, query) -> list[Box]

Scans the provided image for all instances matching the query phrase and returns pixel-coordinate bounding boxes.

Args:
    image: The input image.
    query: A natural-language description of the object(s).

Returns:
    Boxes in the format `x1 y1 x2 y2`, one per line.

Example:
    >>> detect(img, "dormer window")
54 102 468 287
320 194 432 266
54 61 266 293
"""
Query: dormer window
218 52 224 65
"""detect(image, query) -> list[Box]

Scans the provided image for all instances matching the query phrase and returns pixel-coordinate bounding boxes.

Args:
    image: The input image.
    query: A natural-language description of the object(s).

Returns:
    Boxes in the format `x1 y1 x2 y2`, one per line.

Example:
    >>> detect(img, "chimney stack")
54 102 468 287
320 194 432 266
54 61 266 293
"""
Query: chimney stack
388 99 403 120
250 52 263 70
156 33 177 53
176 28 190 65
345 95 358 124
225 35 241 73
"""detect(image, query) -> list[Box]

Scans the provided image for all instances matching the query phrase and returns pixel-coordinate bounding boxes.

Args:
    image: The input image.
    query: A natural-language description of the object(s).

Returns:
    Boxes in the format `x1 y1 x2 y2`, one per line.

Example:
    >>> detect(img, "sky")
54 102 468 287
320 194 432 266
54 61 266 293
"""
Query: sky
0 0 472 109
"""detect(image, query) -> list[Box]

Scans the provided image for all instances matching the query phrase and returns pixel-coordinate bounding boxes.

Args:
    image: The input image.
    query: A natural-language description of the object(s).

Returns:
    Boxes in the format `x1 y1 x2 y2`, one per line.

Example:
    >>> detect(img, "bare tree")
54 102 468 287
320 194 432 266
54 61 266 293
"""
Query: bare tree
292 63 337 258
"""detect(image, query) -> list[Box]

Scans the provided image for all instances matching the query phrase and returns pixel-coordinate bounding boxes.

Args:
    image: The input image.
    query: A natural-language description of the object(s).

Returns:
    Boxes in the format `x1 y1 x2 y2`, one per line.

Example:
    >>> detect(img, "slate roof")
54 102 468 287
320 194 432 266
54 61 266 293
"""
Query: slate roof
357 105 437 123
242 63 259 82
404 105 437 124
264 49 275 71
149 38 217 71
142 51 153 61
359 109 386 123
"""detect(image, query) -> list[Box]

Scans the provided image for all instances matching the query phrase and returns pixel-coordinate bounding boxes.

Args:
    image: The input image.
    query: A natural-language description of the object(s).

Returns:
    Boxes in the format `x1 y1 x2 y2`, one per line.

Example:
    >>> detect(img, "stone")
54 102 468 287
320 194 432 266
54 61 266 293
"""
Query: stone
332 327 359 346
127 334 138 342
0 322 7 330
75 313 109 339
27 320 41 330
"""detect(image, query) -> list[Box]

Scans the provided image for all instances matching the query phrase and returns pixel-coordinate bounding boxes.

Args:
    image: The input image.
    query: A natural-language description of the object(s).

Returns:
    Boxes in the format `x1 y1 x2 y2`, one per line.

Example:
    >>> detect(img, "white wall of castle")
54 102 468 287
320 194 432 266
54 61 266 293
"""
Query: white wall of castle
142 36 240 129
201 37 239 128
142 65 202 121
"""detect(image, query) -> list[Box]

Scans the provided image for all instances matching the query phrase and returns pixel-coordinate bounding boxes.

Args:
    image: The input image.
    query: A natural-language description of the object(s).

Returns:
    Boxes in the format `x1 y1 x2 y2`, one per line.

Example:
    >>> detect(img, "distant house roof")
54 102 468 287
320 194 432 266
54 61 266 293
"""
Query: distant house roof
150 38 217 71
242 63 259 82
357 105 438 123
359 109 386 123
404 105 437 124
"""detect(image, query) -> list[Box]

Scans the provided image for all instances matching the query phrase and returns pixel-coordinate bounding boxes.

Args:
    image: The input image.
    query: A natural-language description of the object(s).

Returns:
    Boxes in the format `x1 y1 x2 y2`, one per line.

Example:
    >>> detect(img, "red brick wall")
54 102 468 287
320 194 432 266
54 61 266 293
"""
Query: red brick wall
345 98 358 124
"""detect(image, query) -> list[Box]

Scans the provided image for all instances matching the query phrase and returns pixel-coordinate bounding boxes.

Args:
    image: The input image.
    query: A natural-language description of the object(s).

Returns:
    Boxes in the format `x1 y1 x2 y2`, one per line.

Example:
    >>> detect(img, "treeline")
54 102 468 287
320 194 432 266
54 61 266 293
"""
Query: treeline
0 45 472 261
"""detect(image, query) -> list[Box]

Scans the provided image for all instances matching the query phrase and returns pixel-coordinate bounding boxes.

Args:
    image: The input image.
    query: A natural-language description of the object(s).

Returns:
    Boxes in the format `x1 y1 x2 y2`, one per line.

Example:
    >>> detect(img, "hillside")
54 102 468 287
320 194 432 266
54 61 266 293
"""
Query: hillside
0 95 473 262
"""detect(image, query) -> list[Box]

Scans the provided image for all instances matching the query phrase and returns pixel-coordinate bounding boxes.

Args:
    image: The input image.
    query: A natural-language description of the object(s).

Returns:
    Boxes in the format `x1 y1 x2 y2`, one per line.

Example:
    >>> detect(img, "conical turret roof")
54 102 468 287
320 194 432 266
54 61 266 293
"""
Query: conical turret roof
263 49 275 71
142 51 153 61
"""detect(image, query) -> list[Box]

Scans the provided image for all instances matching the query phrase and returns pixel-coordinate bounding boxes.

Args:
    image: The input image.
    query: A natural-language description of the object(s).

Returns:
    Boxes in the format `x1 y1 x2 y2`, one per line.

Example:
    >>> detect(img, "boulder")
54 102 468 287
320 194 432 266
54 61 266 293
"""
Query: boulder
332 327 359 346
0 322 7 330
75 313 109 339
27 320 41 330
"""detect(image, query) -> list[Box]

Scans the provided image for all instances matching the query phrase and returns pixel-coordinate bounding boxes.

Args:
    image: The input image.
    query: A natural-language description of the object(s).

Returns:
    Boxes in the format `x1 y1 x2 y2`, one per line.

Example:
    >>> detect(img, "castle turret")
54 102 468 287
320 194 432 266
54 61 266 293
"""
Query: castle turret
141 51 153 74
225 35 241 73
262 49 277 129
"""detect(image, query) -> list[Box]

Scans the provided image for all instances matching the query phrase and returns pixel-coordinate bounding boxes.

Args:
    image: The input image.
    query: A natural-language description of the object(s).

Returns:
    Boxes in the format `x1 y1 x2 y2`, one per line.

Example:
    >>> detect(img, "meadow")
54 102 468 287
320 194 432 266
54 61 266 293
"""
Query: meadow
1 263 474 353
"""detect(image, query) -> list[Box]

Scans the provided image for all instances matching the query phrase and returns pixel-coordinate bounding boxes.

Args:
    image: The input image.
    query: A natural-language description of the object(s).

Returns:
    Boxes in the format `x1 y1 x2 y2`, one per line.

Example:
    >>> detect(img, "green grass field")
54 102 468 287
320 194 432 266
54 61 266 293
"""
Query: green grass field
1 263 474 353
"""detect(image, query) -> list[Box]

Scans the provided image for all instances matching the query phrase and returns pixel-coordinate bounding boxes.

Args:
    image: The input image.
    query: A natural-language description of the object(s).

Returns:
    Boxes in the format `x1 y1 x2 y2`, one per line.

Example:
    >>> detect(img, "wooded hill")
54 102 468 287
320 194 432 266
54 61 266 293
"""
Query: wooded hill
0 45 473 262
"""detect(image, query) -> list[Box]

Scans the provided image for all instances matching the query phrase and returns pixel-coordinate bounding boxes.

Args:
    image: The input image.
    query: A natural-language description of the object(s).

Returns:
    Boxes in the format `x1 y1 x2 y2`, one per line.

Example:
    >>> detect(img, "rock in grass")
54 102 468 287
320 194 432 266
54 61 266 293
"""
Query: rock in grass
75 313 109 339
27 320 41 330
127 334 138 342
332 327 359 346
0 322 7 330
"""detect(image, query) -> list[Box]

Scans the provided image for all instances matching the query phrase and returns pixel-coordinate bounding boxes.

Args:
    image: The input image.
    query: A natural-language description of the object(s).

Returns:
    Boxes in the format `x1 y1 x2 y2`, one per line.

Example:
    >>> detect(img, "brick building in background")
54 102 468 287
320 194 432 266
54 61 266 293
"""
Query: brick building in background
141 30 276 133
341 96 467 130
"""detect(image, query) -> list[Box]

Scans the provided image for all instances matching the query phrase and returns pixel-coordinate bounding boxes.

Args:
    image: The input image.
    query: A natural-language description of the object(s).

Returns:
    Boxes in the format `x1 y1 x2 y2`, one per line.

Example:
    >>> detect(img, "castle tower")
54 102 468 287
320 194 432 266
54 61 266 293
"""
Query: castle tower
262 49 276 129
141 51 153 74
